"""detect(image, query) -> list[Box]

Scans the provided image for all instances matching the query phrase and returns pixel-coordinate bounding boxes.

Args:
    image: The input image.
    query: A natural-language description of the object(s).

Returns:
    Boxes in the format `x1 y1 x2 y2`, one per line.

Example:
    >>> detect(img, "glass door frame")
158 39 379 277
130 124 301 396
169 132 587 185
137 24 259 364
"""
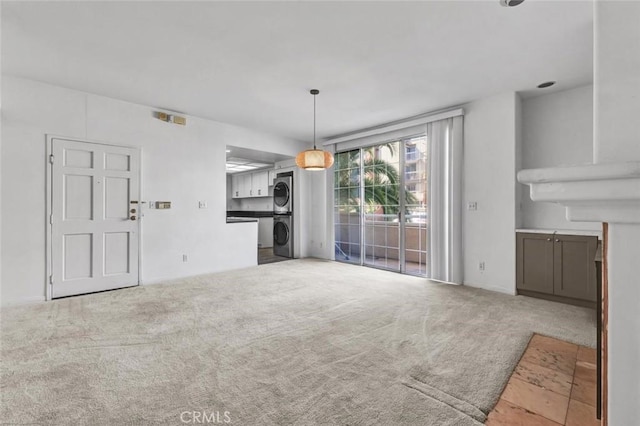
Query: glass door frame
334 133 427 277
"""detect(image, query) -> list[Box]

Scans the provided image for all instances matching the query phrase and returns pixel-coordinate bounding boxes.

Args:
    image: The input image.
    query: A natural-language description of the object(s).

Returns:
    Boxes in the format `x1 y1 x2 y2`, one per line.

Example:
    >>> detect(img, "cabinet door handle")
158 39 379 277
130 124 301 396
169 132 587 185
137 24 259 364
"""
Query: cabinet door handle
555 239 560 242
547 238 552 241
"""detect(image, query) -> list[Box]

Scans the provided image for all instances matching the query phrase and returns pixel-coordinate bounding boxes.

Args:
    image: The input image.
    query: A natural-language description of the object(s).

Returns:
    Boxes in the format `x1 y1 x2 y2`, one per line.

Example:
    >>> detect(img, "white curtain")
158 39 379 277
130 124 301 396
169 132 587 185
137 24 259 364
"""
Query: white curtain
427 116 463 284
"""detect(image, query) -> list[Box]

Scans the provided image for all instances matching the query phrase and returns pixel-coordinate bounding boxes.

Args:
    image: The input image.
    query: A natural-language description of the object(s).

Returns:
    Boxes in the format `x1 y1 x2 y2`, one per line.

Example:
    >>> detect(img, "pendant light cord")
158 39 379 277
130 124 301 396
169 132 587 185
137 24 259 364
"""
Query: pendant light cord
313 93 317 150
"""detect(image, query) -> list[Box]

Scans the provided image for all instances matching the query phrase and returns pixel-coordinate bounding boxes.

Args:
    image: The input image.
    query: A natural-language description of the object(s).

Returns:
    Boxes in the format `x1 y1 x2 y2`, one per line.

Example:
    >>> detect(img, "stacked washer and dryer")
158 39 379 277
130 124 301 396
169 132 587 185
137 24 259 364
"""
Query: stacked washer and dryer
272 173 293 258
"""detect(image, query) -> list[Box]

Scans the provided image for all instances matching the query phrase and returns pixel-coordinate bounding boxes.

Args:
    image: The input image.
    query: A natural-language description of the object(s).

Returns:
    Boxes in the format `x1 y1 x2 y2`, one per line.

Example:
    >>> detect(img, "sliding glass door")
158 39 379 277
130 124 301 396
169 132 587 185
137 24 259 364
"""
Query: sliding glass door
334 136 428 276
362 142 401 271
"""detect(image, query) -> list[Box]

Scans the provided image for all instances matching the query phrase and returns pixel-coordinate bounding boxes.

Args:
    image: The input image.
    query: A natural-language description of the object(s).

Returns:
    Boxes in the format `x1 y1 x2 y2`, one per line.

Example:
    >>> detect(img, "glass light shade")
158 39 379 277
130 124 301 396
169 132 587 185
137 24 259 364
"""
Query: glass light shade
295 149 334 170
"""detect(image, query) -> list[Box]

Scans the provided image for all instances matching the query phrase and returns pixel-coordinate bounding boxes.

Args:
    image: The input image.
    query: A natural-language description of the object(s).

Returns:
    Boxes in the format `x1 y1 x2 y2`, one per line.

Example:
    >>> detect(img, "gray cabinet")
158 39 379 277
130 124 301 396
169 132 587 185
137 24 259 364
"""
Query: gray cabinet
516 233 555 294
517 232 598 304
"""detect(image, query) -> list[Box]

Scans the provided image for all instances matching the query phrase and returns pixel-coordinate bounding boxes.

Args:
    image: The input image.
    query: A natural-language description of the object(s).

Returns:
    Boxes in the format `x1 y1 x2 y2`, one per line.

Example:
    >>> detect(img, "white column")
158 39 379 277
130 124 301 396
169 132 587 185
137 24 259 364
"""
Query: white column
595 2 640 423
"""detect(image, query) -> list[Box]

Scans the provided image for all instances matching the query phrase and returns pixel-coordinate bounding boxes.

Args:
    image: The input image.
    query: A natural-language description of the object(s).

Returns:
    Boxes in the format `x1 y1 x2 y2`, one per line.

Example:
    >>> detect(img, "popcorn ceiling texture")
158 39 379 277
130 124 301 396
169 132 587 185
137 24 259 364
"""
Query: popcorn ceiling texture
0 259 595 425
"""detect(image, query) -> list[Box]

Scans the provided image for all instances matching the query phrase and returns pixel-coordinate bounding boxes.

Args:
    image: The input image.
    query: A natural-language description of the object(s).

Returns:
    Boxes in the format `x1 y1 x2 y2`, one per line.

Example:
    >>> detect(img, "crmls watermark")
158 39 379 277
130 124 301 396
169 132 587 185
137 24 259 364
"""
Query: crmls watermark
180 410 232 424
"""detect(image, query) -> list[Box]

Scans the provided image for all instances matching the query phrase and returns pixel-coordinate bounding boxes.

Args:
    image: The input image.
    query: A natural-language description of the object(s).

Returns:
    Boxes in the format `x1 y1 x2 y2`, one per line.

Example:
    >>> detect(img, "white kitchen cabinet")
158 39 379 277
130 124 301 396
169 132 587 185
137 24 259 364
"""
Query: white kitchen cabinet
252 171 269 197
231 174 241 198
231 173 252 198
231 170 271 198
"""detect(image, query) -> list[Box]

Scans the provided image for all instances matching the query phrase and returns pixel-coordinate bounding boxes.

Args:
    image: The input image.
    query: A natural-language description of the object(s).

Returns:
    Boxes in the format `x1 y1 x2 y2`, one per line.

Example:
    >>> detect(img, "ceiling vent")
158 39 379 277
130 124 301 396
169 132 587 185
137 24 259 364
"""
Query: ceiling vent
500 0 525 6
537 81 556 89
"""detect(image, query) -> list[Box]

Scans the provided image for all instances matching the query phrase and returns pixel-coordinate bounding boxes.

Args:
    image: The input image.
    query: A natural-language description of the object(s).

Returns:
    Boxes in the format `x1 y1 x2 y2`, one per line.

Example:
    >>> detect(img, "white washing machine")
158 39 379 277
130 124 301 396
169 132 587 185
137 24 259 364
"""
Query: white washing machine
273 176 292 214
273 215 293 258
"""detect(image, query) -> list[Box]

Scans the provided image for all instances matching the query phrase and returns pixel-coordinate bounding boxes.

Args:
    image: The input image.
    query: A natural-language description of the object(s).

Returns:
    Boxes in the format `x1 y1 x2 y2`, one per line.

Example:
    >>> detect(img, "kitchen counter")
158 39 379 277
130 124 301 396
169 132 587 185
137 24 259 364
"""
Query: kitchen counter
227 210 273 218
226 217 259 224
516 228 602 239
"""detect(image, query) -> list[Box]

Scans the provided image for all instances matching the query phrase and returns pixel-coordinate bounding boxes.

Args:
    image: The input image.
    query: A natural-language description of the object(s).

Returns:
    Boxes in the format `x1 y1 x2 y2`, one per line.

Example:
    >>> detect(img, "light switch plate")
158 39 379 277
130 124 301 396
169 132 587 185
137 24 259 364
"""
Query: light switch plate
156 201 171 209
467 201 478 211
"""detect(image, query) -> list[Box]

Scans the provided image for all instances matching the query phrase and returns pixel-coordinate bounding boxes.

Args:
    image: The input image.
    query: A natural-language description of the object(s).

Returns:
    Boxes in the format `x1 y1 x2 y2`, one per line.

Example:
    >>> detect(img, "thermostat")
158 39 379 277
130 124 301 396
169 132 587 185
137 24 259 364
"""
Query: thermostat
155 201 171 209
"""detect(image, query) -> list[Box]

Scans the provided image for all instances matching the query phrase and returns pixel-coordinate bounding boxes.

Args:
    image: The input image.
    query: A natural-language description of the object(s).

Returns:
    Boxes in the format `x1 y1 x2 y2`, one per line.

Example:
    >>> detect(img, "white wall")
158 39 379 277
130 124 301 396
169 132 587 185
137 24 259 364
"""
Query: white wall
594 2 640 423
594 3 640 164
463 92 519 295
515 93 523 230
521 85 599 231
0 3 3 307
307 169 329 259
0 76 306 306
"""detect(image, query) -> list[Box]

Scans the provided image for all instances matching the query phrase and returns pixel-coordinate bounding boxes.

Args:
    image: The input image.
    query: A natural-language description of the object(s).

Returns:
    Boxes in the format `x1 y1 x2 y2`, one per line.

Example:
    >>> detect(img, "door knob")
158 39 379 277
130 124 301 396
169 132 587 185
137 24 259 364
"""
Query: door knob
130 216 137 221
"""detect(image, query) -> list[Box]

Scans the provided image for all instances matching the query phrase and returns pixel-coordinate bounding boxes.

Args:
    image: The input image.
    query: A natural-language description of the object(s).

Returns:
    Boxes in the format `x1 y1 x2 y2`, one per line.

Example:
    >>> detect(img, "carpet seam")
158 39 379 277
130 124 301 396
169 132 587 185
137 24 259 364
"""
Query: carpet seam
401 378 486 424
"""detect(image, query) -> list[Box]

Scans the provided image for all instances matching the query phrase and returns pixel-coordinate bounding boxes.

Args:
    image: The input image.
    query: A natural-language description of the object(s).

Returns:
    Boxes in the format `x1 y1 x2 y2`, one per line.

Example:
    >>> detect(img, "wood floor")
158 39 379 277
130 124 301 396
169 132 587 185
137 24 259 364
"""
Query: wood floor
258 247 291 265
486 334 599 425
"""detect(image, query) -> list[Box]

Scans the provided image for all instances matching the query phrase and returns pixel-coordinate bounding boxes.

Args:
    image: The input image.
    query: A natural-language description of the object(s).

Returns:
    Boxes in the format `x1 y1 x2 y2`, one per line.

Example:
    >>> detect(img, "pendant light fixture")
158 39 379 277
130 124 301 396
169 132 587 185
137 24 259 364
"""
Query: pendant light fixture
295 89 334 170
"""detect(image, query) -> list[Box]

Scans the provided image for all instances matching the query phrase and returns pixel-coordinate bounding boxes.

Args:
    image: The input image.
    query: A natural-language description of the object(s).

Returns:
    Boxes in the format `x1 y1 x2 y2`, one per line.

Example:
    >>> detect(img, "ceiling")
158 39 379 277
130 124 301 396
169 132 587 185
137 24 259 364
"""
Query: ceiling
1 1 593 142
225 145 292 173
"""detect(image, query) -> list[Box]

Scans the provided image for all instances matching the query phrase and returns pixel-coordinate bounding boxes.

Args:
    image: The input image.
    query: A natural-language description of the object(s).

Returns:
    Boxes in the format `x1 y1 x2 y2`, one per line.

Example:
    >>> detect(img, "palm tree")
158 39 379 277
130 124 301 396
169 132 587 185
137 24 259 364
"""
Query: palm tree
335 147 418 217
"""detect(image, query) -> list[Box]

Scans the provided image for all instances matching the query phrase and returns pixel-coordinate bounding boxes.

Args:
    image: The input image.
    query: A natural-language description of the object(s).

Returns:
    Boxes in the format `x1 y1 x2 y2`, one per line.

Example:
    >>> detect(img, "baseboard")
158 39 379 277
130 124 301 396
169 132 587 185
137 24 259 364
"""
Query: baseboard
0 295 47 308
463 281 517 296
517 289 596 309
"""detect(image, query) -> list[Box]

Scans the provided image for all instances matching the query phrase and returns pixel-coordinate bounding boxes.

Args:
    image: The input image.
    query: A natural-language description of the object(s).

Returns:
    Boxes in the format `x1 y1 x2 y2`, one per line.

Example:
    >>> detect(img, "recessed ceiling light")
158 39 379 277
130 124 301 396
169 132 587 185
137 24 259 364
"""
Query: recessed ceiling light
500 0 525 7
537 81 556 89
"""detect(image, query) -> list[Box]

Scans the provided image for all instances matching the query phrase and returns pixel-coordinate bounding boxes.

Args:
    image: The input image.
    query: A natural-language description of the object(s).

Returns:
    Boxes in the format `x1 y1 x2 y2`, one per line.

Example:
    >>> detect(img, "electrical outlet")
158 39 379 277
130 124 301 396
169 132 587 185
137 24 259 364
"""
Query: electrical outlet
183 254 188 262
467 201 478 211
478 261 485 271
198 201 208 209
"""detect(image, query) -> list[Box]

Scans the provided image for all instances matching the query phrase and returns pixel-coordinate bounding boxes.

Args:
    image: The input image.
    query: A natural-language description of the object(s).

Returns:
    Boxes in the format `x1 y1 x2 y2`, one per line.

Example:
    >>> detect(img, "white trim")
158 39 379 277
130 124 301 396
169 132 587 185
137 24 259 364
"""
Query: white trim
518 161 640 183
45 134 143 301
323 108 464 146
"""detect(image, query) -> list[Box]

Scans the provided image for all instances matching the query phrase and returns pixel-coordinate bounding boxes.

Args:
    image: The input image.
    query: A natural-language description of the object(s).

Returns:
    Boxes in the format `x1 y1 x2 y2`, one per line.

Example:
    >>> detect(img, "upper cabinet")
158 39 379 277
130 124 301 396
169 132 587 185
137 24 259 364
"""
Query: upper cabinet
231 173 251 198
252 170 269 197
231 170 272 198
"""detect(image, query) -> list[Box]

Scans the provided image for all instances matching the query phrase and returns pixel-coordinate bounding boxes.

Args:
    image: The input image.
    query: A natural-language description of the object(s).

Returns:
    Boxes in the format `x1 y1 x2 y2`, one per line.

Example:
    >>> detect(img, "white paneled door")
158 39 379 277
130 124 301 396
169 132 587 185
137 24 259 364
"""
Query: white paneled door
50 138 140 298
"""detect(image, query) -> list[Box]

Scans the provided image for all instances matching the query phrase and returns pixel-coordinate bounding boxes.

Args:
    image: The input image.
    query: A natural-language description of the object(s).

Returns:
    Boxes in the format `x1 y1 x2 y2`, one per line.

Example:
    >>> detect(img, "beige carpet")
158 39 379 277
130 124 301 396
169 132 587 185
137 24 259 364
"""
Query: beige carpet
0 259 595 425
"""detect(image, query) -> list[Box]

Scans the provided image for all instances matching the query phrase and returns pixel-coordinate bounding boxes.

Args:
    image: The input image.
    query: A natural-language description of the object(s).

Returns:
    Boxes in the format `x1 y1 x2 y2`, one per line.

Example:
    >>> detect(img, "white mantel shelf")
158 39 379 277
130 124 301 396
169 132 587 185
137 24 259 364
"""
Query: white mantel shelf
518 161 640 224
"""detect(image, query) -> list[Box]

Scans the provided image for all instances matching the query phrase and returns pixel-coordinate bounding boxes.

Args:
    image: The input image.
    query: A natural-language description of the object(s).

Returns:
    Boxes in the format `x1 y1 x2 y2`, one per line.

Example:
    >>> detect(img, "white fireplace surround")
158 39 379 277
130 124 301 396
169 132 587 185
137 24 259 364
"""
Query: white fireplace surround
518 161 640 224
